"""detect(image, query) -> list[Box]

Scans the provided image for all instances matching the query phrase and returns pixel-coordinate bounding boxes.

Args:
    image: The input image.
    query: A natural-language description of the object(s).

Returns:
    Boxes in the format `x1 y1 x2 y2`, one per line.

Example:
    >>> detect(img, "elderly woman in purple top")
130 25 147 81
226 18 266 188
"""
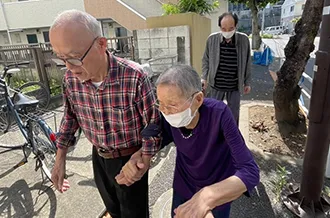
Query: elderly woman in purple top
117 65 259 218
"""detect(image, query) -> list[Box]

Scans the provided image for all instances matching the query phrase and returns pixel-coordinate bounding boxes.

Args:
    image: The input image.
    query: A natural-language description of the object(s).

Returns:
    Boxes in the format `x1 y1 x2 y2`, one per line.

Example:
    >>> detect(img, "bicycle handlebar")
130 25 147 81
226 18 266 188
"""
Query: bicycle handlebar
5 61 30 68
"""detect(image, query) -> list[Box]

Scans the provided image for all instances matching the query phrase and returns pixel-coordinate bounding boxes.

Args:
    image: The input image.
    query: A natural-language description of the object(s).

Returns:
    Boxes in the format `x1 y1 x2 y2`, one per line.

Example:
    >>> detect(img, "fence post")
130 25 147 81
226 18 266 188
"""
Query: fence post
32 47 42 80
36 47 50 93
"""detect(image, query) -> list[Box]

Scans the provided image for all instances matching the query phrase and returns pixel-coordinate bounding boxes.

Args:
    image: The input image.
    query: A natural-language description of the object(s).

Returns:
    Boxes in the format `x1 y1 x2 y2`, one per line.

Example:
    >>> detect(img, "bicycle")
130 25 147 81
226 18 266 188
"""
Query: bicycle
0 62 50 133
0 62 57 183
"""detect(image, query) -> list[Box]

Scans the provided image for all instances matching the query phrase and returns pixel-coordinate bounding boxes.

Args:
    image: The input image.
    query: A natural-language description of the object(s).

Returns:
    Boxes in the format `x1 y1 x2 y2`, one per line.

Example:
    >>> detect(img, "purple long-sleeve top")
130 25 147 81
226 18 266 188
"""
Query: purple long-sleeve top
162 98 260 211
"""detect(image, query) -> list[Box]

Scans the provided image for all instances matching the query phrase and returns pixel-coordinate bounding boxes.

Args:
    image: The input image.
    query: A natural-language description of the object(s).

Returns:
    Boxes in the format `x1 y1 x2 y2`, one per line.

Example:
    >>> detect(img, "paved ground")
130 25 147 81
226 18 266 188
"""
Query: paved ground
1 102 326 218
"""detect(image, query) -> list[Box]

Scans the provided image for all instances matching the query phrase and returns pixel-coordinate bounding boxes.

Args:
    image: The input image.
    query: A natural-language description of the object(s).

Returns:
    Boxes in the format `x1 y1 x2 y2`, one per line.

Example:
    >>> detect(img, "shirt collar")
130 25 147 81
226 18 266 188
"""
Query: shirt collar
83 50 120 89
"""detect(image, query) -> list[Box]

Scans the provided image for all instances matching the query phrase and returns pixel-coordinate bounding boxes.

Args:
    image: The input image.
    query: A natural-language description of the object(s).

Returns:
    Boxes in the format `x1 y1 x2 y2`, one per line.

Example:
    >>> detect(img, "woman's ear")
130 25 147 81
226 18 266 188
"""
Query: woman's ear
195 91 204 107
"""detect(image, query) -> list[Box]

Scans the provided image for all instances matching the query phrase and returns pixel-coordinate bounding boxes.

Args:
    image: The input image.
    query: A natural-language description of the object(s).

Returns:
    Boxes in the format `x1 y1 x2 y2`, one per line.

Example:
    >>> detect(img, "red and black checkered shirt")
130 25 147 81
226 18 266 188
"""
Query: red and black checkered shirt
56 53 161 156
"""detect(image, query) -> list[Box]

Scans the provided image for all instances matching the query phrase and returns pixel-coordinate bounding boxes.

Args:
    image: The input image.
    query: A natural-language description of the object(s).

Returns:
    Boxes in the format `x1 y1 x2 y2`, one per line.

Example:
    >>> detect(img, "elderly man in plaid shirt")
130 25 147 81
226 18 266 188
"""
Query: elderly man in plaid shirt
49 10 161 218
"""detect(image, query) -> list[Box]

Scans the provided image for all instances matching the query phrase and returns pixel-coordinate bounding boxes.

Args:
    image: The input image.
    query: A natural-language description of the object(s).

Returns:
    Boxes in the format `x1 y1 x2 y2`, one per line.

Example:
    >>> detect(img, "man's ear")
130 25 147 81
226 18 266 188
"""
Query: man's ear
97 37 108 51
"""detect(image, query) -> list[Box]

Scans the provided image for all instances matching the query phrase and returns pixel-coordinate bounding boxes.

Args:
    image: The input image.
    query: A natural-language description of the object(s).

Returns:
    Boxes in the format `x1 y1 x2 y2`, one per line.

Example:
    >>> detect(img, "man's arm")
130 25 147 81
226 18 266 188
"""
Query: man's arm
202 37 210 81
244 36 252 87
52 78 79 192
56 79 80 149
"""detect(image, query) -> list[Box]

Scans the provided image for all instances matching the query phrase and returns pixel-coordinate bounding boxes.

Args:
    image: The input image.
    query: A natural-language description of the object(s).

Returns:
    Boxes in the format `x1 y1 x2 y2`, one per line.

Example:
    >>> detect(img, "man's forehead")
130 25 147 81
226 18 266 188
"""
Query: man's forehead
221 16 235 25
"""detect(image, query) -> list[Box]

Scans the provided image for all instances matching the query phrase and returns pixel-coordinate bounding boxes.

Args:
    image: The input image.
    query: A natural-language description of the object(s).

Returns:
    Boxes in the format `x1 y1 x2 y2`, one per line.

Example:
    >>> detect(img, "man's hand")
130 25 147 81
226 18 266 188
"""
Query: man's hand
51 149 70 193
244 85 251 94
174 188 212 218
115 149 150 186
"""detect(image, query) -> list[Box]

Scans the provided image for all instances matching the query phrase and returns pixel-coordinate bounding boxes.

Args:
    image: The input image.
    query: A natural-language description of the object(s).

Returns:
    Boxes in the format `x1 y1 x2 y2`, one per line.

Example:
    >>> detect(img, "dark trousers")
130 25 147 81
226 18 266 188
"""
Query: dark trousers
208 88 241 125
171 190 230 218
92 146 149 218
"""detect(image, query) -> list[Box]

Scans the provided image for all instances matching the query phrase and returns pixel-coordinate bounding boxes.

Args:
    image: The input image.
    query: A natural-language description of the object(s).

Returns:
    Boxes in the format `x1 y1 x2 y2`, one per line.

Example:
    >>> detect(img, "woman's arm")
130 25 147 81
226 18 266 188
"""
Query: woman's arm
205 105 260 208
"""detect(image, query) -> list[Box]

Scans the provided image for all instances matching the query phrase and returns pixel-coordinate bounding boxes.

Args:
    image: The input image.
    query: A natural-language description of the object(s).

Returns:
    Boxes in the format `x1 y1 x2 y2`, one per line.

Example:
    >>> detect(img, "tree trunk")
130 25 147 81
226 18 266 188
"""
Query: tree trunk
249 0 261 50
273 0 323 135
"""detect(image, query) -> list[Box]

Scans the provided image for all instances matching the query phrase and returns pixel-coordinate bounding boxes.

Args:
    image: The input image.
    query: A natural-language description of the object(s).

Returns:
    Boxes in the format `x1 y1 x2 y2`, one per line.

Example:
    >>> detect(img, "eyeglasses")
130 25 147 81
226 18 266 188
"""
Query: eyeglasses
155 91 200 114
56 37 99 67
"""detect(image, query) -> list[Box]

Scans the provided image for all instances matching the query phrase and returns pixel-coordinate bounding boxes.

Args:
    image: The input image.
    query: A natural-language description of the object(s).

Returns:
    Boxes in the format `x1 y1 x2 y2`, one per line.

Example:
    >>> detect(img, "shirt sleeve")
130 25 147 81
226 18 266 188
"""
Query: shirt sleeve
202 36 210 80
56 78 80 149
160 115 174 149
136 75 161 156
244 36 252 86
220 106 260 191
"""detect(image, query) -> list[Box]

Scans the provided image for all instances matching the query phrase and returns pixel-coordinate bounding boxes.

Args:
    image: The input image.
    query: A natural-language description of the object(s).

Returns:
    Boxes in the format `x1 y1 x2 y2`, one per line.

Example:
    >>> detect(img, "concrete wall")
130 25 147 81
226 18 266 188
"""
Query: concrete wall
135 25 190 74
84 0 147 31
0 0 85 31
146 13 211 74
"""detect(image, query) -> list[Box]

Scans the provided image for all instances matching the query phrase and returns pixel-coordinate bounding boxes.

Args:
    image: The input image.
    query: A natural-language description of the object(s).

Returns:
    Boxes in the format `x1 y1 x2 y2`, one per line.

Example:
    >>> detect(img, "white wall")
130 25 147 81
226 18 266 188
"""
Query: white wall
206 0 228 33
0 27 50 45
0 0 85 31
294 1 305 17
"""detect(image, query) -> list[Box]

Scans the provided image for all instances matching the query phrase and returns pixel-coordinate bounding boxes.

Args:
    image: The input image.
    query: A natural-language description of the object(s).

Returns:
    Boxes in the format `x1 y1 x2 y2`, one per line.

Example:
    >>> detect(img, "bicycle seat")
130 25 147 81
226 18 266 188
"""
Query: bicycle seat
14 93 39 109
7 68 21 75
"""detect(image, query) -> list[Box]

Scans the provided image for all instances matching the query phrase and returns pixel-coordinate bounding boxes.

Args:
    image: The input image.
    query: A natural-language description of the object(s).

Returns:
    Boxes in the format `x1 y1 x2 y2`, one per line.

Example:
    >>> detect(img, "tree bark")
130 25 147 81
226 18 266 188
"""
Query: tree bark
249 0 261 50
273 0 323 135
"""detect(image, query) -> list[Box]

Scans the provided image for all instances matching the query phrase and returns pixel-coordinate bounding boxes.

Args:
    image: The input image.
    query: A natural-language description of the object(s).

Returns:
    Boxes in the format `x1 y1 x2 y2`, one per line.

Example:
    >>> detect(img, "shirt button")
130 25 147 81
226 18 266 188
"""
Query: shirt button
100 126 104 130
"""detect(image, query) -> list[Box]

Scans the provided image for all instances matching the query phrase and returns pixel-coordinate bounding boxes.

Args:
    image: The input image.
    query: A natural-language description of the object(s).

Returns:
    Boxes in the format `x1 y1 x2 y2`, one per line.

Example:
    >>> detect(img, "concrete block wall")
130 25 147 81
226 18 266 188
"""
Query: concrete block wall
135 25 190 74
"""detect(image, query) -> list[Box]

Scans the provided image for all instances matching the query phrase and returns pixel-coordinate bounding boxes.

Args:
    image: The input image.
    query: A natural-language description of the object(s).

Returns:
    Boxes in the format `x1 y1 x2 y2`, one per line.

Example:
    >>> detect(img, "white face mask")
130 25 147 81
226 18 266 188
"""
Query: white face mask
162 105 198 128
221 30 235 39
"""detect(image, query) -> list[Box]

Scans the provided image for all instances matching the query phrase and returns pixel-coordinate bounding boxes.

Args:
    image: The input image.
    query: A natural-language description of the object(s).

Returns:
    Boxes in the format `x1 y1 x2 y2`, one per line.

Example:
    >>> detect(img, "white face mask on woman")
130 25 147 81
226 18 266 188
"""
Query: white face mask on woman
221 30 235 39
161 102 197 128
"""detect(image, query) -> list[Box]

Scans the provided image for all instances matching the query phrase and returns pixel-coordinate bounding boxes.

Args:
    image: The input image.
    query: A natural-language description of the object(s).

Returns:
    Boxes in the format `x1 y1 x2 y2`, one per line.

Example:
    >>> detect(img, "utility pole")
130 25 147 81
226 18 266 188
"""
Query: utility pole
0 0 12 45
282 0 330 217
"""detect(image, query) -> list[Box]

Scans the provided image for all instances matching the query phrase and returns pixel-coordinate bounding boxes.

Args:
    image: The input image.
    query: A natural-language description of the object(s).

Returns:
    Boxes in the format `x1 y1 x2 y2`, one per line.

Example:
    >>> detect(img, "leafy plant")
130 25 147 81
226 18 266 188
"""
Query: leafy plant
162 0 220 16
291 16 301 24
271 164 291 200
49 78 62 96
261 34 273 39
162 3 181 15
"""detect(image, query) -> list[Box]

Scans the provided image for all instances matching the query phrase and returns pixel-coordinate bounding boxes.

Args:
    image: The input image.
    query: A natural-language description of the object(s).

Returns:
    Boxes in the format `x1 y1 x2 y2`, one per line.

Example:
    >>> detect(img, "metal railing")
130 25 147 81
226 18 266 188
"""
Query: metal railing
298 72 313 116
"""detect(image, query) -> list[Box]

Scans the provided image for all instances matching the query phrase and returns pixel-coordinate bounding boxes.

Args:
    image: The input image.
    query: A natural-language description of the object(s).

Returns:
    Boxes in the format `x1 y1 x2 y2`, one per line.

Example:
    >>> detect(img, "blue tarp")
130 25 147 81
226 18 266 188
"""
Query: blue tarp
253 47 274 66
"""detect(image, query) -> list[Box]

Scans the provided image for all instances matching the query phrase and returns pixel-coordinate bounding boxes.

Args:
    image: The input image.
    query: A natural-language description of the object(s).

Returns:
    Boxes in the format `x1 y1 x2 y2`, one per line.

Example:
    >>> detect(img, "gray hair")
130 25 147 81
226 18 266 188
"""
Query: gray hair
50 9 102 38
155 65 202 99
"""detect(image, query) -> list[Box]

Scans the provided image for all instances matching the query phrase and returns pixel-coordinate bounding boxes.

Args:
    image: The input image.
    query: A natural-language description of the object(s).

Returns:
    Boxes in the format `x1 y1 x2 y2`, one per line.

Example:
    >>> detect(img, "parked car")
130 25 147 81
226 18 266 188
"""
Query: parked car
263 26 284 35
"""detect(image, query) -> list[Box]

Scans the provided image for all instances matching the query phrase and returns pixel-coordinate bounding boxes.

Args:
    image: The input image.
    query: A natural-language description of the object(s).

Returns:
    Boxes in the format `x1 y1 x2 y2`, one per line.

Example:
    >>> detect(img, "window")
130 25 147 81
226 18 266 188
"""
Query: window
302 4 305 10
2 34 9 44
15 33 21 43
26 34 38 44
283 9 286 15
43 31 50 42
290 6 294 12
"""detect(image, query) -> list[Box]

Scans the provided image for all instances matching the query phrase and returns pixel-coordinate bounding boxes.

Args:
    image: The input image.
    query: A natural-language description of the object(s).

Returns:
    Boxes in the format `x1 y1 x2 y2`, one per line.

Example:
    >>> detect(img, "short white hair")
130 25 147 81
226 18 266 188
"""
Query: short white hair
50 9 102 38
156 65 202 99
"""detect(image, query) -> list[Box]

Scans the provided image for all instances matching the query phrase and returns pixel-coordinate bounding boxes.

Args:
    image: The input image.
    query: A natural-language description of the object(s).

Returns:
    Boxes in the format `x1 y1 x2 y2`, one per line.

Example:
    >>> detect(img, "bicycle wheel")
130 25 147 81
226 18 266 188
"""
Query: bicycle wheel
19 81 50 109
31 120 57 181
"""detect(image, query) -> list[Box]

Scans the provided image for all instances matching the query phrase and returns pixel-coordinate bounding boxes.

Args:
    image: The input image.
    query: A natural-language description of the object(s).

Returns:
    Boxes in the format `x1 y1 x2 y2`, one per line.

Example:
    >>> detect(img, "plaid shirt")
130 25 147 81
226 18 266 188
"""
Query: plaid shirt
56 53 161 156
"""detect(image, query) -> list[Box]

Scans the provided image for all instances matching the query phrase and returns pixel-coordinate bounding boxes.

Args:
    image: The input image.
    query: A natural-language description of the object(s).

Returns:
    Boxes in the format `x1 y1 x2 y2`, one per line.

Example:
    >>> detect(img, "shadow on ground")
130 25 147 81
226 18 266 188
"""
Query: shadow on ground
0 179 57 218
